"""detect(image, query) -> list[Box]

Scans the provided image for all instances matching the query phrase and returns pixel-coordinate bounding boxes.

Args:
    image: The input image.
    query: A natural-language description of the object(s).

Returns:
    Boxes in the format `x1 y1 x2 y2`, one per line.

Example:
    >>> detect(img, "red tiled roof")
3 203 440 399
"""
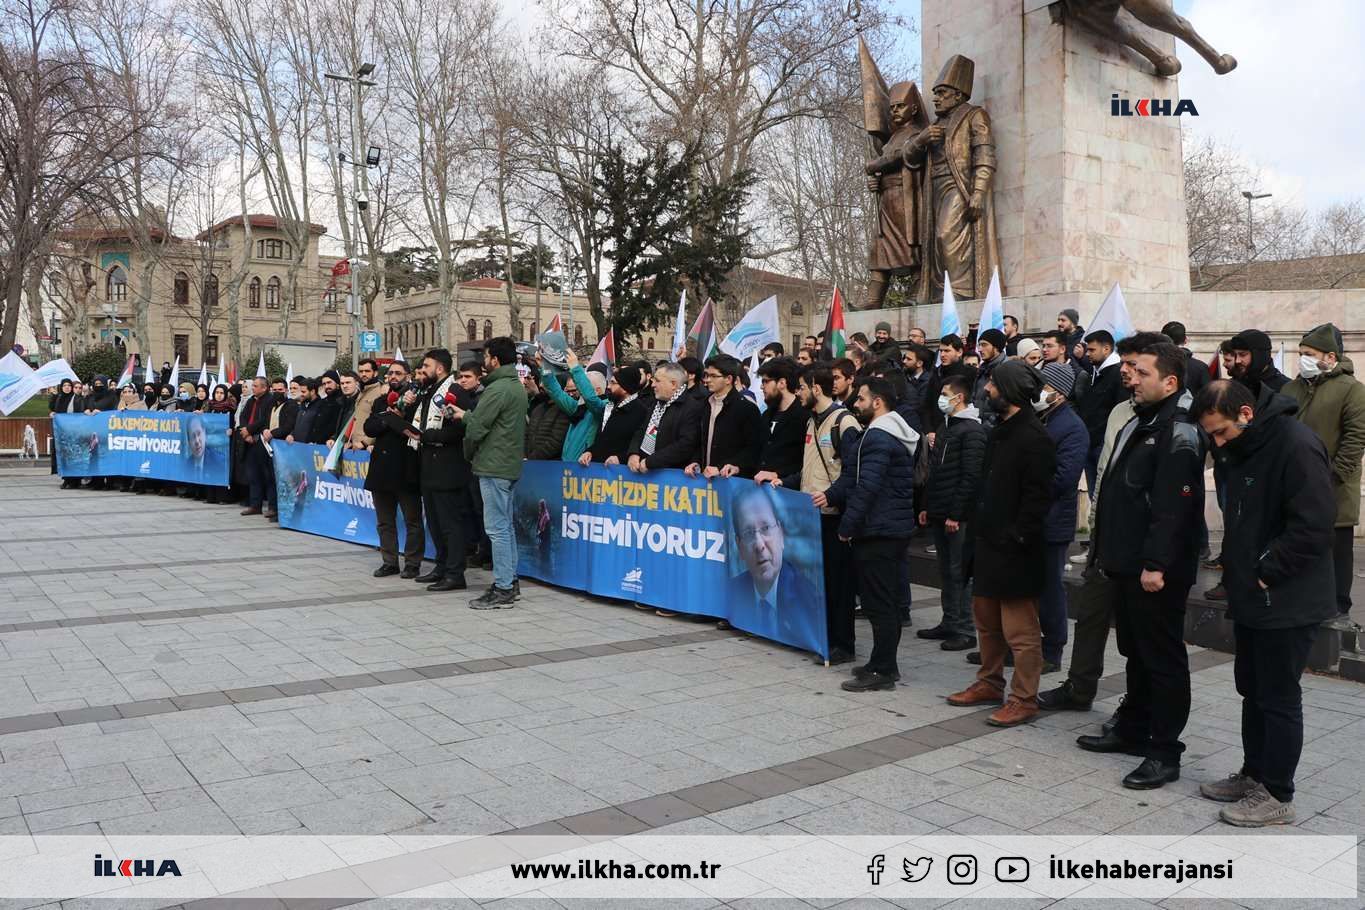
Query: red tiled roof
195 214 328 241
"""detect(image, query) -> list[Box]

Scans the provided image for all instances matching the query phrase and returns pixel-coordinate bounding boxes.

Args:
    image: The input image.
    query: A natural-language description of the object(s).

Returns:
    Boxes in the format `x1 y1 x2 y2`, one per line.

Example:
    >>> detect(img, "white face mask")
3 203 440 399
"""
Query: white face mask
1032 390 1052 413
1298 354 1324 379
937 395 954 414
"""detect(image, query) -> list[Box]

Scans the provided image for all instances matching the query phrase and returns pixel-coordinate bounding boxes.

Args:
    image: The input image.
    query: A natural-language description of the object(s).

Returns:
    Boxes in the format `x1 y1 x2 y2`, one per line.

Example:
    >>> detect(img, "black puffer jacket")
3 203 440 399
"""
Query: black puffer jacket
525 392 571 460
923 407 987 523
1217 389 1337 628
1093 391 1205 583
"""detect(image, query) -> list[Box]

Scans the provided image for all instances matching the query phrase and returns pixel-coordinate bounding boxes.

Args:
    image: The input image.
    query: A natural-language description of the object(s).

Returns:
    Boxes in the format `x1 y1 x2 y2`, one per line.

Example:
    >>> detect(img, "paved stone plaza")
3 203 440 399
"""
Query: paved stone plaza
0 464 1361 908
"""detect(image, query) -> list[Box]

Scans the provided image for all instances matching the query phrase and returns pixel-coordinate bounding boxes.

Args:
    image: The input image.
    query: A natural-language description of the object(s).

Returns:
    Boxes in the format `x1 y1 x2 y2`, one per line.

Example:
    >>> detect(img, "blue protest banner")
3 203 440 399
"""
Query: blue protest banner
53 411 230 485
270 441 433 557
513 462 829 657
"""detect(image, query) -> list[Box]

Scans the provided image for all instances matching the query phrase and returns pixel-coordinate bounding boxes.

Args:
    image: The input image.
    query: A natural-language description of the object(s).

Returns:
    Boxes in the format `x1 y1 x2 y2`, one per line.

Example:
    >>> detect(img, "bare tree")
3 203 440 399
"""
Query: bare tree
381 0 496 345
0 0 146 354
195 0 318 338
1306 200 1365 289
1184 132 1306 291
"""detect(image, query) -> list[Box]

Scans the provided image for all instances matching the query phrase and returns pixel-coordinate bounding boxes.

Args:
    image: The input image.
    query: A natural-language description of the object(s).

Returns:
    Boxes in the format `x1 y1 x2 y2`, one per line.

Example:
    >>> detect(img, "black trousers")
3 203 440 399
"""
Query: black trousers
1235 622 1318 803
1332 526 1354 615
374 489 425 569
1064 567 1117 702
422 488 467 581
1112 574 1192 763
820 515 856 655
853 537 906 676
246 444 274 508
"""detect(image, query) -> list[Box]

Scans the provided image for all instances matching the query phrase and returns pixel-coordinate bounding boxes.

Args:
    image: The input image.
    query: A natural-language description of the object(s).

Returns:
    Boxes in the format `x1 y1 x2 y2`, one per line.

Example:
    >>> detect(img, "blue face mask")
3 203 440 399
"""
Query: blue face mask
178 392 191 401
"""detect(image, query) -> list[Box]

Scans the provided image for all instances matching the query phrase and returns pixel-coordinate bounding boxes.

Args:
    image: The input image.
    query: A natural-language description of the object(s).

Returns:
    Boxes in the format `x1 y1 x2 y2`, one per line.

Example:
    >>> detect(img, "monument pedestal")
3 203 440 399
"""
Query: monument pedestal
921 0 1190 299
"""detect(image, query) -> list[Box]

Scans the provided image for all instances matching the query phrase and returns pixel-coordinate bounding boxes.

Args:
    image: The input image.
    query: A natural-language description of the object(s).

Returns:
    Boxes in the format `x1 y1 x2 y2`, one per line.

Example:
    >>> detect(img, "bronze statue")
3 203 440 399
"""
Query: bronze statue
859 38 929 311
904 54 1000 302
1055 0 1237 77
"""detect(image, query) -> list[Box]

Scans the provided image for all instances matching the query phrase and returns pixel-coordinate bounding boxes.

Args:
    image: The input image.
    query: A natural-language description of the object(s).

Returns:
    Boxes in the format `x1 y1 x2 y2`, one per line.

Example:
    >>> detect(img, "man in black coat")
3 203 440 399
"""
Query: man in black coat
688 355 761 479
917 373 986 651
923 334 977 433
582 366 648 465
1161 321 1209 395
412 349 474 591
1228 328 1289 397
1079 342 1205 791
237 378 276 516
947 361 1056 727
1191 381 1337 827
1073 329 1123 498
310 371 344 445
258 378 299 520
289 379 321 444
364 360 424 580
628 363 702 472
524 366 571 460
755 357 810 483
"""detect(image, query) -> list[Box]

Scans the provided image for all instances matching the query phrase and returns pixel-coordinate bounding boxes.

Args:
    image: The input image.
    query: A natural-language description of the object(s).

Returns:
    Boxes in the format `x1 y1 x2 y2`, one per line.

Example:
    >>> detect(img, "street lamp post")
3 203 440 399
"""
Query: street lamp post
1242 190 1272 292
325 63 379 368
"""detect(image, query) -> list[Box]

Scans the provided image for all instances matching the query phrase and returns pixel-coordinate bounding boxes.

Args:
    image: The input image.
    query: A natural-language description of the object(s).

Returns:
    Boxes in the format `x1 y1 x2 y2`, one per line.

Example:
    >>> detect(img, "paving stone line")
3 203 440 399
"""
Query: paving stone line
14 525 259 544
0 549 357 579
0 586 430 633
0 628 737 735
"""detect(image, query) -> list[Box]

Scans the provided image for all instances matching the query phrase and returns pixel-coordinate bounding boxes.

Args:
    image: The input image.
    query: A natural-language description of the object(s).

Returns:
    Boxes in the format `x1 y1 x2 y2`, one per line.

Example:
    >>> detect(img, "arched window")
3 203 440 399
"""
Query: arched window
529 321 538 341
419 321 425 346
323 289 337 313
173 272 189 309
265 276 281 309
574 325 584 347
106 265 127 302
466 319 477 343
482 319 492 340
248 277 261 308
204 274 219 309
790 300 804 316
431 320 437 345
647 337 655 351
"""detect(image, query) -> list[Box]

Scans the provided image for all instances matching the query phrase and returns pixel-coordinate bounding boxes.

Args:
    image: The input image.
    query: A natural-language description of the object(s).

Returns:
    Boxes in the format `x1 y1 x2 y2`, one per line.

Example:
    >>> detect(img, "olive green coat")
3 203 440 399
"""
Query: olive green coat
1284 358 1365 527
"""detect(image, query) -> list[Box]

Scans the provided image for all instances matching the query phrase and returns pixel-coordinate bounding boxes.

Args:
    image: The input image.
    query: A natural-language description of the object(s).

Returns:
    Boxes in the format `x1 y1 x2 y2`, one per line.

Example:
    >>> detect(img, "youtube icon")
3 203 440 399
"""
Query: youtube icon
995 857 1030 883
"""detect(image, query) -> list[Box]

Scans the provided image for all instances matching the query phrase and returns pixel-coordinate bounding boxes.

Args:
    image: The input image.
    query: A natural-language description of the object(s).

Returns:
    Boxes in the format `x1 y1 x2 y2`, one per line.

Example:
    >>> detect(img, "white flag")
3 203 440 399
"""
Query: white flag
1273 341 1284 372
671 290 687 359
1087 282 1135 343
33 358 79 388
719 295 780 360
255 350 266 378
285 362 295 387
393 346 404 365
216 361 226 389
145 360 156 385
0 351 41 416
748 349 767 415
197 363 209 388
167 356 180 391
978 268 1005 334
940 272 961 338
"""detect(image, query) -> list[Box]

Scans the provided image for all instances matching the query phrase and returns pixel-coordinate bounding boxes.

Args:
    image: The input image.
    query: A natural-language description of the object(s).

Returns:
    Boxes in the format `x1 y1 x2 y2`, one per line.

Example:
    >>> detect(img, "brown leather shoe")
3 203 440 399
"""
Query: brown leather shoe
239 506 261 516
946 680 1004 707
987 699 1039 727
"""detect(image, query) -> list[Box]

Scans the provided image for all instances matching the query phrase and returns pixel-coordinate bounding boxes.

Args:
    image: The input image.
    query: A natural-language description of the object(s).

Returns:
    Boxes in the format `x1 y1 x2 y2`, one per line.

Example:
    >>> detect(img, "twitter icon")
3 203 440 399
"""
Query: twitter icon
902 856 933 883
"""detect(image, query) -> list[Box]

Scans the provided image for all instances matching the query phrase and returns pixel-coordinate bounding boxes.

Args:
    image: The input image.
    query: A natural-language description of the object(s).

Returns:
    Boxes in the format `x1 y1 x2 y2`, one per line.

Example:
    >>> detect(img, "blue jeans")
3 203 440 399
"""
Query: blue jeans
933 522 974 636
1039 541 1070 663
478 476 516 589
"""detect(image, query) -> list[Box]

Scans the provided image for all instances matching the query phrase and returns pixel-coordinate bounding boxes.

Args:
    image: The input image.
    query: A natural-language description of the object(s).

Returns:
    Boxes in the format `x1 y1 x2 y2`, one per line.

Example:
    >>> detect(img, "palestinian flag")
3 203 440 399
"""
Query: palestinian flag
323 417 355 474
824 287 846 358
546 313 563 334
588 328 616 376
114 355 135 389
687 298 720 360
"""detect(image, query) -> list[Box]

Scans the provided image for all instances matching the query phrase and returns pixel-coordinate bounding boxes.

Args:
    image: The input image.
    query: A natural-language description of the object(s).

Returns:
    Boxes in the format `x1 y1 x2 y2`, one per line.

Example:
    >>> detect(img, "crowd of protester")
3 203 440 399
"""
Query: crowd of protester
47 312 1364 829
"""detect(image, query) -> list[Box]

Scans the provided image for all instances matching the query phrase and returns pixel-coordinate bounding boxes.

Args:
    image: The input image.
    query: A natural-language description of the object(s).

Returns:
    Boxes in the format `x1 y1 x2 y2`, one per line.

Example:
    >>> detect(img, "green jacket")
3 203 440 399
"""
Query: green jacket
1284 358 1365 527
462 364 528 481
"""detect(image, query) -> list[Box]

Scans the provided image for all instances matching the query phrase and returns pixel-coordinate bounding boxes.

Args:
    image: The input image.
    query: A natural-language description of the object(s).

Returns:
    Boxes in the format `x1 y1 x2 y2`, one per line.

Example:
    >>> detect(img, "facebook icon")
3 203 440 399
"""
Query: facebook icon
868 854 885 885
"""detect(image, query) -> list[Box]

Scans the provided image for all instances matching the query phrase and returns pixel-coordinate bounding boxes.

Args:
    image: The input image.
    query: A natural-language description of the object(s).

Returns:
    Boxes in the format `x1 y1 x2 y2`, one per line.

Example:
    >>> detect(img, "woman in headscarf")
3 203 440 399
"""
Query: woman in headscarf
201 383 238 504
195 383 210 411
51 379 84 488
142 382 159 408
114 385 148 491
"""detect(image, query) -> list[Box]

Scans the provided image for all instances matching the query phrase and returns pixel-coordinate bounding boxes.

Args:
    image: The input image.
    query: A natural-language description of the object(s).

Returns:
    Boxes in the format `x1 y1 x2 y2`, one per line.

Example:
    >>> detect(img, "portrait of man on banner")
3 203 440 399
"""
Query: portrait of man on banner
726 483 822 646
